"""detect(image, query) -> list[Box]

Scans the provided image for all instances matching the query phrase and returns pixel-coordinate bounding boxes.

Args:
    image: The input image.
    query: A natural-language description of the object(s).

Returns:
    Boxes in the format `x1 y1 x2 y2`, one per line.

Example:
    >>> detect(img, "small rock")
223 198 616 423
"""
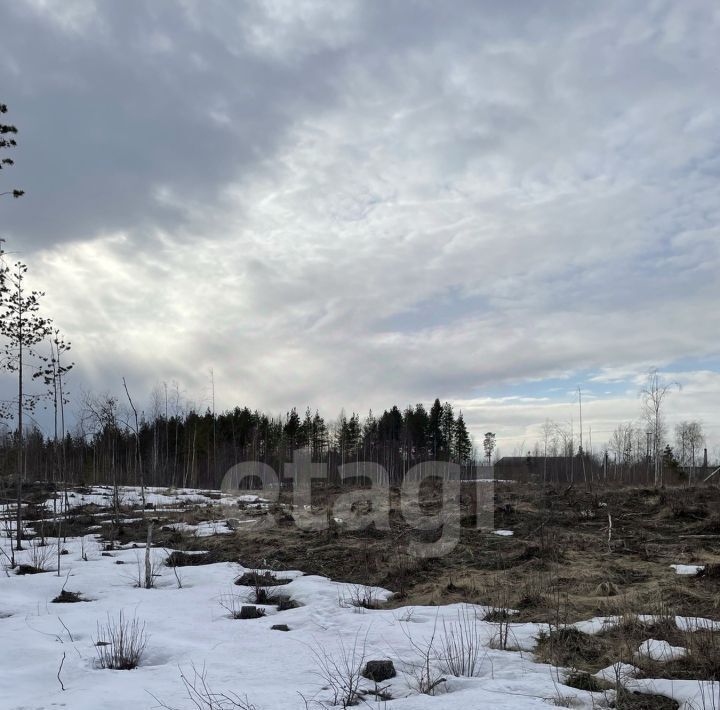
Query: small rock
363 660 396 682
115 560 125 565
271 624 290 632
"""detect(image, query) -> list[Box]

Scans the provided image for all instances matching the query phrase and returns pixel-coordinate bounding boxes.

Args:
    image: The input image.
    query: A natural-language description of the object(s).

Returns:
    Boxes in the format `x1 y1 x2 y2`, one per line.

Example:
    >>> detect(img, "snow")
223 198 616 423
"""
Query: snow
0 533 581 709
0 486 717 710
636 639 687 662
595 661 638 683
165 520 236 537
38 486 270 514
573 617 619 635
570 614 720 636
671 564 704 575
492 530 514 537
0 540 572 710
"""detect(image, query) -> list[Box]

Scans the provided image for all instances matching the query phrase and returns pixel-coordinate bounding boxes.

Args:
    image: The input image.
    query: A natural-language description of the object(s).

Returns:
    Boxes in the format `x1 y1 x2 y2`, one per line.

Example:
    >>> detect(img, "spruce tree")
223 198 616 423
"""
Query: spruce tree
427 398 444 457
346 413 361 459
299 407 313 450
440 402 455 460
283 407 301 451
454 412 473 463
362 409 378 452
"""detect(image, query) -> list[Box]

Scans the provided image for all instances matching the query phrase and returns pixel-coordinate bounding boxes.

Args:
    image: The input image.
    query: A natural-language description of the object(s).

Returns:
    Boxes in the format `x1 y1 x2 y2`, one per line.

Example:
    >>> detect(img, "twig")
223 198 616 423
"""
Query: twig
57 652 66 691
58 616 74 642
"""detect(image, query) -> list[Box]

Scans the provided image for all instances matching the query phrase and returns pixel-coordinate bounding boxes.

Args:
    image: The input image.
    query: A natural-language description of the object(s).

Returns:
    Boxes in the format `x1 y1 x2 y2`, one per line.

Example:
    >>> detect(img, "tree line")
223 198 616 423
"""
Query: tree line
1 392 477 490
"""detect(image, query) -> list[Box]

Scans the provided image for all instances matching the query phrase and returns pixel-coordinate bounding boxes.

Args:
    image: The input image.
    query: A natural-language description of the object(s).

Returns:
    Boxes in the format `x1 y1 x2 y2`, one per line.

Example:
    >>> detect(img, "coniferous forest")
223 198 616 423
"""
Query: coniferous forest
0 393 476 489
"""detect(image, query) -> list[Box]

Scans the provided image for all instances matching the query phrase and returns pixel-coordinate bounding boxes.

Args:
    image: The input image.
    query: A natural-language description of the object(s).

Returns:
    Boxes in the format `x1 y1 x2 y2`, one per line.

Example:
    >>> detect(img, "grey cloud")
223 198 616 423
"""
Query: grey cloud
2 0 719 448
1 0 354 248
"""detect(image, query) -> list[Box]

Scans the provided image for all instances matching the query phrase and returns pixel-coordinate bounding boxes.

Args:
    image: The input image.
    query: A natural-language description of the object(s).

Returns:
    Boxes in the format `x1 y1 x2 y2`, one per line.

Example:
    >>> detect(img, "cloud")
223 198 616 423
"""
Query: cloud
1 0 719 451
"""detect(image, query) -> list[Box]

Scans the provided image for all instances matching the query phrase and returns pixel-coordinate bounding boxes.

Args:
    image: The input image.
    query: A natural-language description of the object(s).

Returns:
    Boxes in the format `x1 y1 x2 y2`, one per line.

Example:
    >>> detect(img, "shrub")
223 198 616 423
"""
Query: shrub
28 539 55 572
535 627 607 669
16 564 43 575
436 605 486 677
400 615 447 696
94 612 148 670
154 664 256 710
564 671 608 692
235 570 292 605
166 550 218 567
52 590 86 603
339 584 381 610
614 689 678 709
275 596 300 611
311 631 368 709
234 570 291 587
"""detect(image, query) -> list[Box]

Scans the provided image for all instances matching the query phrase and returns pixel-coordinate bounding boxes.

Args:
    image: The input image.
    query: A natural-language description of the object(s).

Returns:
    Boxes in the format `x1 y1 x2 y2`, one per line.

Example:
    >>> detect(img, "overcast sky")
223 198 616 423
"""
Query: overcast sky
1 0 719 455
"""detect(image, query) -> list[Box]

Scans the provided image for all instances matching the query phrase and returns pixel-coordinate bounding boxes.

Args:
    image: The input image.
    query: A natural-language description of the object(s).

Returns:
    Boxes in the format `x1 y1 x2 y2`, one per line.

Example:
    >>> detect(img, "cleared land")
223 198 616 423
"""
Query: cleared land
2 480 720 708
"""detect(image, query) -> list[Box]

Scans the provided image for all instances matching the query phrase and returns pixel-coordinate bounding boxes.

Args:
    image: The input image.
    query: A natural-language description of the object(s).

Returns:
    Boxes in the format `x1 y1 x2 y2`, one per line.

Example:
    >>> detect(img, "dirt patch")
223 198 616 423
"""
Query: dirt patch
165 550 220 567
235 571 292 587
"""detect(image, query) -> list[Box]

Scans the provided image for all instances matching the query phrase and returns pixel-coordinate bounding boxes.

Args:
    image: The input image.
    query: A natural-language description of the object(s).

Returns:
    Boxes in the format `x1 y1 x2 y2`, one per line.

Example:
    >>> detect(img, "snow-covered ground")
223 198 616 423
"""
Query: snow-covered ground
44 485 269 511
0 487 717 709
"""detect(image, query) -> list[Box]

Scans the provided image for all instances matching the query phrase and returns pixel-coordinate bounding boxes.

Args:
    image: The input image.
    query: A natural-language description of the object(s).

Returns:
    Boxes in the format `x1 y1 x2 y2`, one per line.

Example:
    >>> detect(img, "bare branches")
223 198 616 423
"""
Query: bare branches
94 612 148 670
152 664 256 710
310 630 368 709
436 605 487 677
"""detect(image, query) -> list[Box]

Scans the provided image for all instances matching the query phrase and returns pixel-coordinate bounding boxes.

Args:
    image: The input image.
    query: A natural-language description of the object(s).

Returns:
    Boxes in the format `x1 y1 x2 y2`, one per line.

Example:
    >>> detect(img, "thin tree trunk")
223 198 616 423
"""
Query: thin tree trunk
144 522 154 589
15 279 23 551
122 377 144 506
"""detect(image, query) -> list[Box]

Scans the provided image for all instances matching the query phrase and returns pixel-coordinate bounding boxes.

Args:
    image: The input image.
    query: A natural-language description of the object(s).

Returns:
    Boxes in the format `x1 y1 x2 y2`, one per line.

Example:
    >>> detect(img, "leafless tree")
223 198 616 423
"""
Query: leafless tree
675 420 705 483
540 419 555 483
640 369 679 487
122 377 145 506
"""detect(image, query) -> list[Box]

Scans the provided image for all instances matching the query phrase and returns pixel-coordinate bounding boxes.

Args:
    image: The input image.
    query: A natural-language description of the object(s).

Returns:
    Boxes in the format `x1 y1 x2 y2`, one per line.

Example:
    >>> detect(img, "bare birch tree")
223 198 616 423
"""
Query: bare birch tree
641 369 678 487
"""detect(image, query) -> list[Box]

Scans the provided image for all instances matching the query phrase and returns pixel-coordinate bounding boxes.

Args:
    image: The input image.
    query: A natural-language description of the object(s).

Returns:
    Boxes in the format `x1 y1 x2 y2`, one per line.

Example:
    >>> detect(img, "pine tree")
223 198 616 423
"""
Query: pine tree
39 329 74 481
1 102 24 200
483 432 496 465
311 410 327 459
0 256 53 549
